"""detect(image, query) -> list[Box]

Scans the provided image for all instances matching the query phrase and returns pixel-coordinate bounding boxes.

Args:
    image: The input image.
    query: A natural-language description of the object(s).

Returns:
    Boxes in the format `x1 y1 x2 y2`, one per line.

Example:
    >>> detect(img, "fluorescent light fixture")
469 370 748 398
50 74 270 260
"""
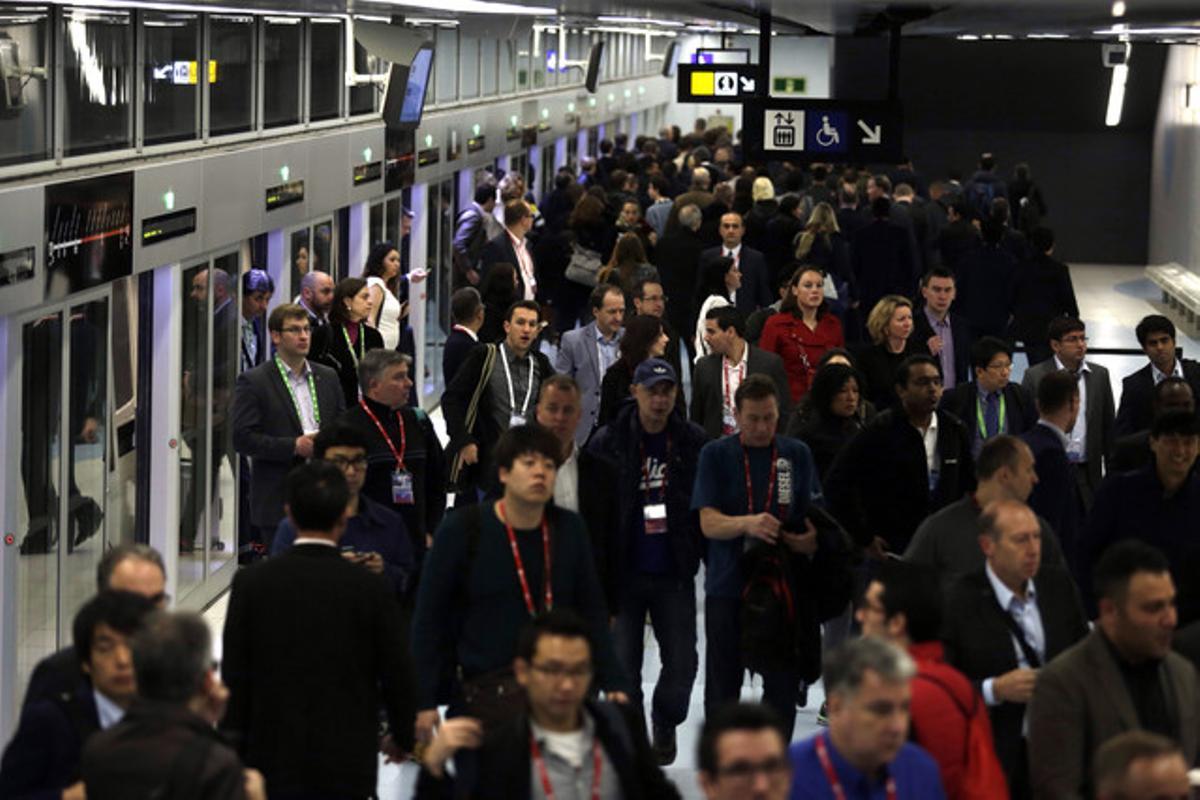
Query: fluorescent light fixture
1028 33 1070 39
1094 26 1200 35
596 15 683 27
957 34 980 40
1106 63 1128 126
404 18 459 26
584 26 677 36
377 0 555 15
1112 0 1126 17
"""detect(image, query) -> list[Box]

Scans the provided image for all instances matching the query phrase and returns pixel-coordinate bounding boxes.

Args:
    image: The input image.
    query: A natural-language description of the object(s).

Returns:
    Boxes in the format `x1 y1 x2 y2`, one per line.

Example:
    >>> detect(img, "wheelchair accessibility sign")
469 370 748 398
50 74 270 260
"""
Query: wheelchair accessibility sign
806 112 848 153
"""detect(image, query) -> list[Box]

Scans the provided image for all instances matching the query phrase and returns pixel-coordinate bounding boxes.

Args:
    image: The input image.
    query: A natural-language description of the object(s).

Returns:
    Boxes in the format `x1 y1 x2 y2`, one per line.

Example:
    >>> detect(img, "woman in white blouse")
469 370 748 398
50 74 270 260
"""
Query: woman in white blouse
693 254 741 362
363 242 405 350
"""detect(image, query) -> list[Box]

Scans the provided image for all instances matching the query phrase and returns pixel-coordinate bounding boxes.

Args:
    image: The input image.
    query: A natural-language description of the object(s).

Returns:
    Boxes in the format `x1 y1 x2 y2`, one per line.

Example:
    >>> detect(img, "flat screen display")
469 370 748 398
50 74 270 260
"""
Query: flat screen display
45 172 134 301
398 45 433 126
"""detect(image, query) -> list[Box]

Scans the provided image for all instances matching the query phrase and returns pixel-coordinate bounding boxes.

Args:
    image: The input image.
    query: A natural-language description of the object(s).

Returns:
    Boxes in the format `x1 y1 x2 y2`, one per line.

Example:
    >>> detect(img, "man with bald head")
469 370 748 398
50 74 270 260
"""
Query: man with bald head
297 270 334 330
942 498 1088 798
1092 731 1190 800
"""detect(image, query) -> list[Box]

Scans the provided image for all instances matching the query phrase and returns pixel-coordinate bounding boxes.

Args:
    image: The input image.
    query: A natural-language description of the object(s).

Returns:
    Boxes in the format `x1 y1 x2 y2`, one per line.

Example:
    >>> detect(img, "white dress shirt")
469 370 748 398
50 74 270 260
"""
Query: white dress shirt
553 444 580 512
1054 355 1089 462
981 562 1046 707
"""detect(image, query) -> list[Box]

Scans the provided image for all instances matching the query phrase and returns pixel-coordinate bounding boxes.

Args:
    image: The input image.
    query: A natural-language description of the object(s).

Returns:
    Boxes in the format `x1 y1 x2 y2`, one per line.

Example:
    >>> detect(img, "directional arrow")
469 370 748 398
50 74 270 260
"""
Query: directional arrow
857 119 882 145
740 76 755 93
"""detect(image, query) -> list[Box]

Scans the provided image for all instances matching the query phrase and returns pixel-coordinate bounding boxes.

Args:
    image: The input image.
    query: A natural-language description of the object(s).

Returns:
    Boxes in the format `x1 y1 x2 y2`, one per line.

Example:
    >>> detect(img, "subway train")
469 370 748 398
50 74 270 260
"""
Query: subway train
2 0 1200 796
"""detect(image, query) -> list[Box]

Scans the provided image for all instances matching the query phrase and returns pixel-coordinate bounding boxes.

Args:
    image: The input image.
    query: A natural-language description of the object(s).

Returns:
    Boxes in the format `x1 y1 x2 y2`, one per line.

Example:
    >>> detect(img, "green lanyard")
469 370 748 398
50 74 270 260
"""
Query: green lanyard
340 323 362 368
275 355 320 429
976 391 1006 440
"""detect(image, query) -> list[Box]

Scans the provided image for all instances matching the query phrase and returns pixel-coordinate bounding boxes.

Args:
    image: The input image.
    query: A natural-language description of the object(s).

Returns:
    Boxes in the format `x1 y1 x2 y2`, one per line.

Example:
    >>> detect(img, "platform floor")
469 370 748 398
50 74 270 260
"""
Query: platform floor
201 263 1197 799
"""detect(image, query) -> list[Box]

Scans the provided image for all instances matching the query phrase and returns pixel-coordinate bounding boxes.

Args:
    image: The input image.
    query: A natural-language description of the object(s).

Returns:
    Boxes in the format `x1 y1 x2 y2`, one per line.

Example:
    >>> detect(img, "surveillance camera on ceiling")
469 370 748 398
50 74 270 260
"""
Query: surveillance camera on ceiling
1102 42 1130 68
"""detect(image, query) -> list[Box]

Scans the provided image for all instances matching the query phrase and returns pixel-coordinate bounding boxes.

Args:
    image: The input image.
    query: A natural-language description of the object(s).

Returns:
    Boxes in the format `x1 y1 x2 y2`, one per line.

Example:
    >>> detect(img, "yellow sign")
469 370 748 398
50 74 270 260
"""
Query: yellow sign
187 61 198 84
690 71 715 96
209 60 218 83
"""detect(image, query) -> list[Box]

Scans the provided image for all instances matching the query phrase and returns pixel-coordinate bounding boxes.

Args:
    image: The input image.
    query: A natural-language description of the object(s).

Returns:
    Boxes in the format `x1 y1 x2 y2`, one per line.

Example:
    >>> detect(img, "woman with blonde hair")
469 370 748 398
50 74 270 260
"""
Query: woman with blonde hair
794 201 853 320
598 232 659 302
855 294 921 410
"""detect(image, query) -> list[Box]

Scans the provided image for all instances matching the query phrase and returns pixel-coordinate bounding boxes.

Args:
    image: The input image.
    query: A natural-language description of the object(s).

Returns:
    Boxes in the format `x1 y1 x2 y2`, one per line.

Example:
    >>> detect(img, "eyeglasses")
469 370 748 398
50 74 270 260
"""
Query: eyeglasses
986 361 1013 373
530 662 593 681
326 456 368 472
715 757 791 783
280 325 312 336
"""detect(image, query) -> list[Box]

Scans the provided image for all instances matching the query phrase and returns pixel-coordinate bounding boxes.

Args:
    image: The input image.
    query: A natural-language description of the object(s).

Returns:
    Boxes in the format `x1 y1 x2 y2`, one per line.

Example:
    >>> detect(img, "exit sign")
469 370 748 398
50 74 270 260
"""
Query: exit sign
773 76 807 95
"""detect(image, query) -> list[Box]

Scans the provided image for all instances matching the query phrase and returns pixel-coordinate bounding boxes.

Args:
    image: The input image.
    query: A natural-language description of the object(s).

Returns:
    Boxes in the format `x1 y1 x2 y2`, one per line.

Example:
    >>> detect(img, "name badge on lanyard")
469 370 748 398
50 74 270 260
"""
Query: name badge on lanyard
392 469 415 505
643 503 667 535
501 343 535 429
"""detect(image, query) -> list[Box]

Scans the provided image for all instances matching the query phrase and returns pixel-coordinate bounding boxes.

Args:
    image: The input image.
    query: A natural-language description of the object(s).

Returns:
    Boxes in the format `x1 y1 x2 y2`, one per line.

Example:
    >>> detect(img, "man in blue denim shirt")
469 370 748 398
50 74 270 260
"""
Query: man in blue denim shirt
272 422 414 596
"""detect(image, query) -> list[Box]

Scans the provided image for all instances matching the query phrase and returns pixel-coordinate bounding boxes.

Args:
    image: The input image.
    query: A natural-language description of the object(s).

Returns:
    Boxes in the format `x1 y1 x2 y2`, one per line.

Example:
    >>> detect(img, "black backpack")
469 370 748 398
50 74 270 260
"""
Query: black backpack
740 541 803 675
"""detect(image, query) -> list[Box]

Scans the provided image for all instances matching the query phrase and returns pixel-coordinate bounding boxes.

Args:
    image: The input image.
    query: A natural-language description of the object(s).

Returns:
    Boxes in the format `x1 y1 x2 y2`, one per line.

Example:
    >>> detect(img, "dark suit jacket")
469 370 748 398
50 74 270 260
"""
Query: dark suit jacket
1022 423 1081 576
82 701 246 800
220 544 416 797
653 227 705 343
940 381 1036 441
942 567 1088 785
442 328 478 388
1114 359 1200 437
21 647 83 714
699 245 773 314
232 359 345 528
851 218 917 312
690 346 791 439
0 683 99 799
1021 358 1115 493
571 448 620 611
311 322 384 408
414 701 679 800
479 232 535 301
1028 630 1199 800
1110 430 1152 473
913 310 972 387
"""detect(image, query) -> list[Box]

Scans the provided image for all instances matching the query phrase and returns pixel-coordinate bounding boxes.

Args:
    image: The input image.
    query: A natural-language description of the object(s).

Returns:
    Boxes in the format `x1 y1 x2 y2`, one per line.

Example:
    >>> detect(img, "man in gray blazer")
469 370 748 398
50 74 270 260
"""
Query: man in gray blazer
555 285 624 446
1021 317 1114 505
233 304 345 553
1028 540 1198 800
690 306 790 439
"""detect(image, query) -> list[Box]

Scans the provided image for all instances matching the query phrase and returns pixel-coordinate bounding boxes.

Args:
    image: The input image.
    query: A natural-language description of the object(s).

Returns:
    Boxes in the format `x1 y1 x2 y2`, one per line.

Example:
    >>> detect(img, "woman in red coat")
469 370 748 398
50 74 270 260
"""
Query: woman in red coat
759 266 845 404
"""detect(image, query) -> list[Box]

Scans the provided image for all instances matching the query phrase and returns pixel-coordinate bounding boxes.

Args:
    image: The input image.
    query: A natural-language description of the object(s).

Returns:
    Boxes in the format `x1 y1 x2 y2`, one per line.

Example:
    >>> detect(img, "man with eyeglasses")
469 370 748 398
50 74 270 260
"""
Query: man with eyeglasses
1021 317 1114 508
233 304 345 555
417 609 678 798
940 336 1037 460
698 703 792 800
789 637 945 799
269 422 414 597
632 278 686 390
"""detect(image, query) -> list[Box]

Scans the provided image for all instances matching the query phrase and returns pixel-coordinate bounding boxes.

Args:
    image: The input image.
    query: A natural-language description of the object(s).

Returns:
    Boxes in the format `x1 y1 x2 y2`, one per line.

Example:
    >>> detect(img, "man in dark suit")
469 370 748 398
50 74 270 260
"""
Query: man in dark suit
1010 227 1078 366
913 267 972 389
851 196 917 321
1022 370 1084 582
1028 541 1198 800
452 181 500 288
479 200 538 302
0 591 155 799
444 287 484 387
232 304 345 552
699 211 773 316
221 461 416 799
940 336 1036 459
941 499 1088 799
934 199 981 274
653 203 706 358
1111 377 1195 472
691 306 790 439
1115 314 1200 437
1021 317 1114 506
82 610 264 800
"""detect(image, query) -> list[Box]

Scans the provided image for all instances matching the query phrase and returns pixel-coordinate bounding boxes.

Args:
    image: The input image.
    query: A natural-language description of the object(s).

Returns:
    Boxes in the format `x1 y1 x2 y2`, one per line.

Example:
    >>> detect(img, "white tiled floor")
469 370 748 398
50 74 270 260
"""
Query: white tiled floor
197 263 1196 799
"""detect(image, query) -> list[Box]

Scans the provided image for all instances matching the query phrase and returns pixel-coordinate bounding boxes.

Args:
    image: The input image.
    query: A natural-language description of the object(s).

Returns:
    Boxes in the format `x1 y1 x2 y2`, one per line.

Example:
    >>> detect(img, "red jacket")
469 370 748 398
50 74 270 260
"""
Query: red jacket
908 641 1008 800
758 311 844 403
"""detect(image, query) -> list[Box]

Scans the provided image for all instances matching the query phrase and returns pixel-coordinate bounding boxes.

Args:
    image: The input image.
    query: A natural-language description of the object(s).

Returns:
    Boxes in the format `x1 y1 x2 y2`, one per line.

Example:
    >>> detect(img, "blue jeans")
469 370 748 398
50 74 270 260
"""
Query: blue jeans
612 572 698 730
705 594 800 737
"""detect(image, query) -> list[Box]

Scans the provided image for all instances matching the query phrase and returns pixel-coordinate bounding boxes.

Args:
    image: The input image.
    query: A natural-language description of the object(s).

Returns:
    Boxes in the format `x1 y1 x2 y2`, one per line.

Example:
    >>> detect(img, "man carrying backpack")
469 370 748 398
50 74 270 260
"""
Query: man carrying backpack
859 560 1009 800
964 152 1008 221
692 374 827 736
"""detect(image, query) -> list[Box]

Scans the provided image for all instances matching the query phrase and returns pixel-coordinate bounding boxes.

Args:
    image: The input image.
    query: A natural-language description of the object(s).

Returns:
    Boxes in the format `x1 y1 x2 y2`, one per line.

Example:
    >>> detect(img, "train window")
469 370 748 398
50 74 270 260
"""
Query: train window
62 8 133 156
309 18 342 122
516 27 530 91
460 35 479 100
434 25 457 104
143 12 199 146
263 17 301 128
0 5 50 166
209 15 254 135
499 39 515 94
480 38 497 96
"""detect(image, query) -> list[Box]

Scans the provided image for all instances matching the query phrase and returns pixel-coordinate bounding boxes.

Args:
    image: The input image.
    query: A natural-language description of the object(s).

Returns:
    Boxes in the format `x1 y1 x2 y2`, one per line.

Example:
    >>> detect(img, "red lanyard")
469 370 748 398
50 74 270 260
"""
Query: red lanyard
639 435 671 503
530 733 602 800
498 501 552 615
722 356 746 414
359 399 406 470
816 734 897 800
742 441 778 515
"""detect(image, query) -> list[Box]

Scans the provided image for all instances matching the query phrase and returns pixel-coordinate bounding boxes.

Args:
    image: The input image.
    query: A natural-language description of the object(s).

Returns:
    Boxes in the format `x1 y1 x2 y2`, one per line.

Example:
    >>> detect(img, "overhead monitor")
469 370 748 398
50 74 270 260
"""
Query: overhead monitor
585 40 605 94
694 48 750 65
383 43 433 131
661 40 679 78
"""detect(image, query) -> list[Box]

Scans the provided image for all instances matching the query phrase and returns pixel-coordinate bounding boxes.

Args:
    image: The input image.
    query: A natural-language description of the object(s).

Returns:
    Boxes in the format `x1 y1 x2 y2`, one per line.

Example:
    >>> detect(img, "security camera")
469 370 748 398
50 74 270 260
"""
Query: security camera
1102 43 1130 68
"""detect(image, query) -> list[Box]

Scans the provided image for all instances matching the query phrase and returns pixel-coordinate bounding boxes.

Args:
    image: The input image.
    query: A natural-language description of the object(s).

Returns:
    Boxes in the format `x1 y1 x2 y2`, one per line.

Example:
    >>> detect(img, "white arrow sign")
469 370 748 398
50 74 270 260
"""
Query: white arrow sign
857 119 882 145
740 75 756 93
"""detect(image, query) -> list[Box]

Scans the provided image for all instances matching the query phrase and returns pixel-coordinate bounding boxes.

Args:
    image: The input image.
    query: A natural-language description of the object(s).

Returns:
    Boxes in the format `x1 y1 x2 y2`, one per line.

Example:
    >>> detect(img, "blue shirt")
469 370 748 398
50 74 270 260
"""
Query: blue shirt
272 494 414 595
691 435 822 598
788 735 946 800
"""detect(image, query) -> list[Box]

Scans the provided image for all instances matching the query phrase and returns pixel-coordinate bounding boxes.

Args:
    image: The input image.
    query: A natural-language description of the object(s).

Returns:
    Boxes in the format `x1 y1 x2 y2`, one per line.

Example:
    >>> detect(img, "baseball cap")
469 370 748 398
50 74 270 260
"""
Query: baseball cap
632 358 677 388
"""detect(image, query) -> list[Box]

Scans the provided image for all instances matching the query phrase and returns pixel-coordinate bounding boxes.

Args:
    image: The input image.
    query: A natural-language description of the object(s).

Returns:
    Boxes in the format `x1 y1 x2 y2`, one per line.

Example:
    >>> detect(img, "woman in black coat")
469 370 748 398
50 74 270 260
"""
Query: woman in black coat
854 295 922 412
312 277 384 407
787 363 872 481
596 315 675 427
477 263 518 344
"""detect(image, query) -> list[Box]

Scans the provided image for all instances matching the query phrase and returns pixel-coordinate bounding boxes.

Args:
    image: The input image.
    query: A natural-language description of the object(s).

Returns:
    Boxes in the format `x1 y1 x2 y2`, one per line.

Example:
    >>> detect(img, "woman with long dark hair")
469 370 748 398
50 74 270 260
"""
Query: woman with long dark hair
786 363 871 480
759 266 845 404
362 242 405 350
692 255 740 361
313 277 384 406
598 232 659 303
597 314 675 426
